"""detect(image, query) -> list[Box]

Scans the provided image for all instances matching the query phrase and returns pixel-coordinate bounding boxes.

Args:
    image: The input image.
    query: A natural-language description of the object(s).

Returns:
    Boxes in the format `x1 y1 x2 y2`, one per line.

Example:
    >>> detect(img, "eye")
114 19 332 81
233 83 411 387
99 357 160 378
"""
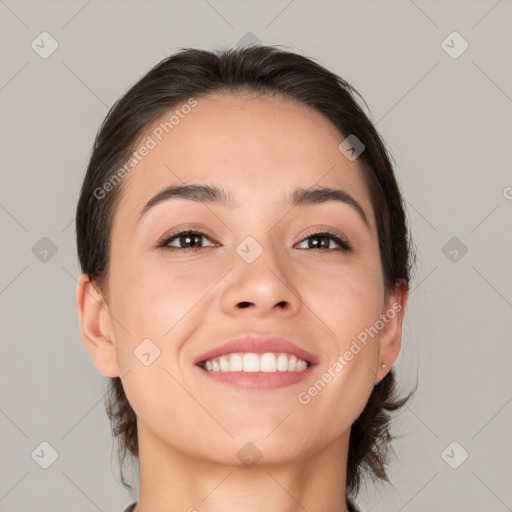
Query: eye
156 228 352 253
157 229 217 252
296 230 352 252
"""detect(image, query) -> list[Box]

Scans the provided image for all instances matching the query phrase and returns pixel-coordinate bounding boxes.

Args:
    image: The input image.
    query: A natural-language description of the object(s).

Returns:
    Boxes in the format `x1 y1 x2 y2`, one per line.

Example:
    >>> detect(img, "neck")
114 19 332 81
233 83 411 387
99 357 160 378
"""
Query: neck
134 420 351 512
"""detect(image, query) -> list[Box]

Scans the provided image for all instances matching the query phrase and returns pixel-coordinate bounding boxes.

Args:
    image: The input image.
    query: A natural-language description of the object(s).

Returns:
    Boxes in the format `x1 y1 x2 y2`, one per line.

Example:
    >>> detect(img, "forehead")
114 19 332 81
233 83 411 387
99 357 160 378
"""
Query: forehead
114 92 375 230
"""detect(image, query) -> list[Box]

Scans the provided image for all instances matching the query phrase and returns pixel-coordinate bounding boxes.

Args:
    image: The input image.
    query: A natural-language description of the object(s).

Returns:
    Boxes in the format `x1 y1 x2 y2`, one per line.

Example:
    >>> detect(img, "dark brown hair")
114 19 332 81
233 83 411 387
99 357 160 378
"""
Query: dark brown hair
75 45 417 507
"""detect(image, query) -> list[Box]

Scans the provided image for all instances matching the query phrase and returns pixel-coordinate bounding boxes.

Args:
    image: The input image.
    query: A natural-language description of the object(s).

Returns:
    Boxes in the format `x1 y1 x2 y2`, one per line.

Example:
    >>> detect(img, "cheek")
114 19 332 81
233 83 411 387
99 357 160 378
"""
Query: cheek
296 268 383 438
297 259 383 401
111 258 207 325
299 257 385 341
108 257 224 367
107 259 213 430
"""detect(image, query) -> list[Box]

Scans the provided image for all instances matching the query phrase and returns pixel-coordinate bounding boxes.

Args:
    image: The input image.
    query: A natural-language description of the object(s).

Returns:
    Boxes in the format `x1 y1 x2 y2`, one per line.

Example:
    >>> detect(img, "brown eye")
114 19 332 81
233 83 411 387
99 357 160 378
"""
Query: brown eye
296 231 352 252
158 230 216 252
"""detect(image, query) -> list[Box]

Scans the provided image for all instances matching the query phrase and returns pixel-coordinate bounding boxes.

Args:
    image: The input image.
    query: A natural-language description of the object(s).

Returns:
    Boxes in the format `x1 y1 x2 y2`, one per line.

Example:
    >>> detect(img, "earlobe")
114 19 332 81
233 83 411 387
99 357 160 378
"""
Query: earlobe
75 273 120 378
374 280 408 384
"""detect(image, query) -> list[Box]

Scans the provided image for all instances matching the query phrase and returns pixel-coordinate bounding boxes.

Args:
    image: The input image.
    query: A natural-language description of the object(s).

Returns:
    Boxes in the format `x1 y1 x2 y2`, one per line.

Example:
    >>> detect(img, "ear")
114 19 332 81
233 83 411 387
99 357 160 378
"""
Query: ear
75 273 120 378
374 279 408 384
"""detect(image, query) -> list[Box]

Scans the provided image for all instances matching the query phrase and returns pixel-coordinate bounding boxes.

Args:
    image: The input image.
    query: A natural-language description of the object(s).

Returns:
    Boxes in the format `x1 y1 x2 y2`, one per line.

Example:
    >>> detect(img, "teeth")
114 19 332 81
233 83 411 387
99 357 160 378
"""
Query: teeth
219 356 230 372
243 353 259 372
297 360 308 371
201 352 309 373
229 354 243 371
260 353 276 372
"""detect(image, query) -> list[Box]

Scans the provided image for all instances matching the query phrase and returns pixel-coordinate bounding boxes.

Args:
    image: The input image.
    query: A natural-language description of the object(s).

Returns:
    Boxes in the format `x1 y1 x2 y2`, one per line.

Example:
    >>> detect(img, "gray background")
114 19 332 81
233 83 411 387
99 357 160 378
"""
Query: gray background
1 1 511 511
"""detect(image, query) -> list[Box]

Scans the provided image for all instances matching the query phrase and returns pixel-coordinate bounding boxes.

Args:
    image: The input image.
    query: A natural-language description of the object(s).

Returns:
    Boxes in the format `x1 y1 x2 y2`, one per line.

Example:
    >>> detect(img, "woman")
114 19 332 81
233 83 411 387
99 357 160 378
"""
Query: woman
75 45 416 512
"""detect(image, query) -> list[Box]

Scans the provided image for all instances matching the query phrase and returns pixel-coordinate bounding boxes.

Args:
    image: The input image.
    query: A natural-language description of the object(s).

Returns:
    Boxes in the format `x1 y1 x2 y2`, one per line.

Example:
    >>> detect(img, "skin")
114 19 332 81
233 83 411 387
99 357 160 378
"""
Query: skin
76 92 407 512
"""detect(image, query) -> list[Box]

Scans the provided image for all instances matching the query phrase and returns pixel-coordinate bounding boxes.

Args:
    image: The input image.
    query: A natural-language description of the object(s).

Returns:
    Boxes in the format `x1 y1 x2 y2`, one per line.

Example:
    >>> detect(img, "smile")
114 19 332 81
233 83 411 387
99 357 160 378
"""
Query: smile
198 352 310 373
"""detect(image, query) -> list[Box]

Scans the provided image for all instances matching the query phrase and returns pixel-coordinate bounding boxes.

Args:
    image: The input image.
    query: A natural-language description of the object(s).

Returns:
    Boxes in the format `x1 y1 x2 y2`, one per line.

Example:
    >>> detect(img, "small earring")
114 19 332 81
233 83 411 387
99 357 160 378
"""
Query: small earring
381 363 386 368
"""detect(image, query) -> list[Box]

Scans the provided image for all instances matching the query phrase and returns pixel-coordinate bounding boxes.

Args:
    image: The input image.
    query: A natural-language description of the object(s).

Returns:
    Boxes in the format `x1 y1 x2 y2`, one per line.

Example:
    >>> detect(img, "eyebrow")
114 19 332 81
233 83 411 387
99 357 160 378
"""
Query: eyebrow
137 183 370 228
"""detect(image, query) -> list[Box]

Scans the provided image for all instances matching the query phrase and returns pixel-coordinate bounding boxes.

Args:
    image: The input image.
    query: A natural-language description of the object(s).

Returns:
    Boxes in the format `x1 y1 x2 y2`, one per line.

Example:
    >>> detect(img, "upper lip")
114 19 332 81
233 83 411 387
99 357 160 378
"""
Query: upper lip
193 334 319 366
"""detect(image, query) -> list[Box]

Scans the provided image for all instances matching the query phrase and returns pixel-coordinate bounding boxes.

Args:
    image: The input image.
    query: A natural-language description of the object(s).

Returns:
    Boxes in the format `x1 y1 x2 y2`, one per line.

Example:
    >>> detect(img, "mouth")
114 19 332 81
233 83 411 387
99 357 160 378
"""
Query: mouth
197 352 312 373
193 335 318 390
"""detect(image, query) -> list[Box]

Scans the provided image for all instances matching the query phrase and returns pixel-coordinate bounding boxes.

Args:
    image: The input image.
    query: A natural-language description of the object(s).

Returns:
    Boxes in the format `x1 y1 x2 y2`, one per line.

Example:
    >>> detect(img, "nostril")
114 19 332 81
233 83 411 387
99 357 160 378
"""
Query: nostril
238 302 252 308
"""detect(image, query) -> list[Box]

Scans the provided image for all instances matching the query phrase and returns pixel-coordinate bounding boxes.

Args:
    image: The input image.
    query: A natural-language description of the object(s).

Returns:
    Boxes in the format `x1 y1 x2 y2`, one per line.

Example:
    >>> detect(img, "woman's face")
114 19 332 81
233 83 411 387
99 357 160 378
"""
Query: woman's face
80 92 405 466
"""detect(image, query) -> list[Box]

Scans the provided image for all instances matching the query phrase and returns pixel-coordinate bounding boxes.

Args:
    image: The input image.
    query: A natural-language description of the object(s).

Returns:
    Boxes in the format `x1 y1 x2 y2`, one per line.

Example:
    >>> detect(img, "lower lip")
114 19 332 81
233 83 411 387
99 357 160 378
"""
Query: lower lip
195 364 316 390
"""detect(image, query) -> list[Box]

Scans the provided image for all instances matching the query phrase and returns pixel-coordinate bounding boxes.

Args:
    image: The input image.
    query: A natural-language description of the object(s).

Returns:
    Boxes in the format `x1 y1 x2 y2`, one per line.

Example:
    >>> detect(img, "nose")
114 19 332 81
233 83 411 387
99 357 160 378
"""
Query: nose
220 241 302 319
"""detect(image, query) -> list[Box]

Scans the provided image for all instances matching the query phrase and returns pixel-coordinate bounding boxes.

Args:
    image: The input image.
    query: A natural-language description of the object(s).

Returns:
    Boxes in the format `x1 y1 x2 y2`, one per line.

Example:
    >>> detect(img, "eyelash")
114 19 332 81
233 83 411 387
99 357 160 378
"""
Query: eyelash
156 228 352 253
